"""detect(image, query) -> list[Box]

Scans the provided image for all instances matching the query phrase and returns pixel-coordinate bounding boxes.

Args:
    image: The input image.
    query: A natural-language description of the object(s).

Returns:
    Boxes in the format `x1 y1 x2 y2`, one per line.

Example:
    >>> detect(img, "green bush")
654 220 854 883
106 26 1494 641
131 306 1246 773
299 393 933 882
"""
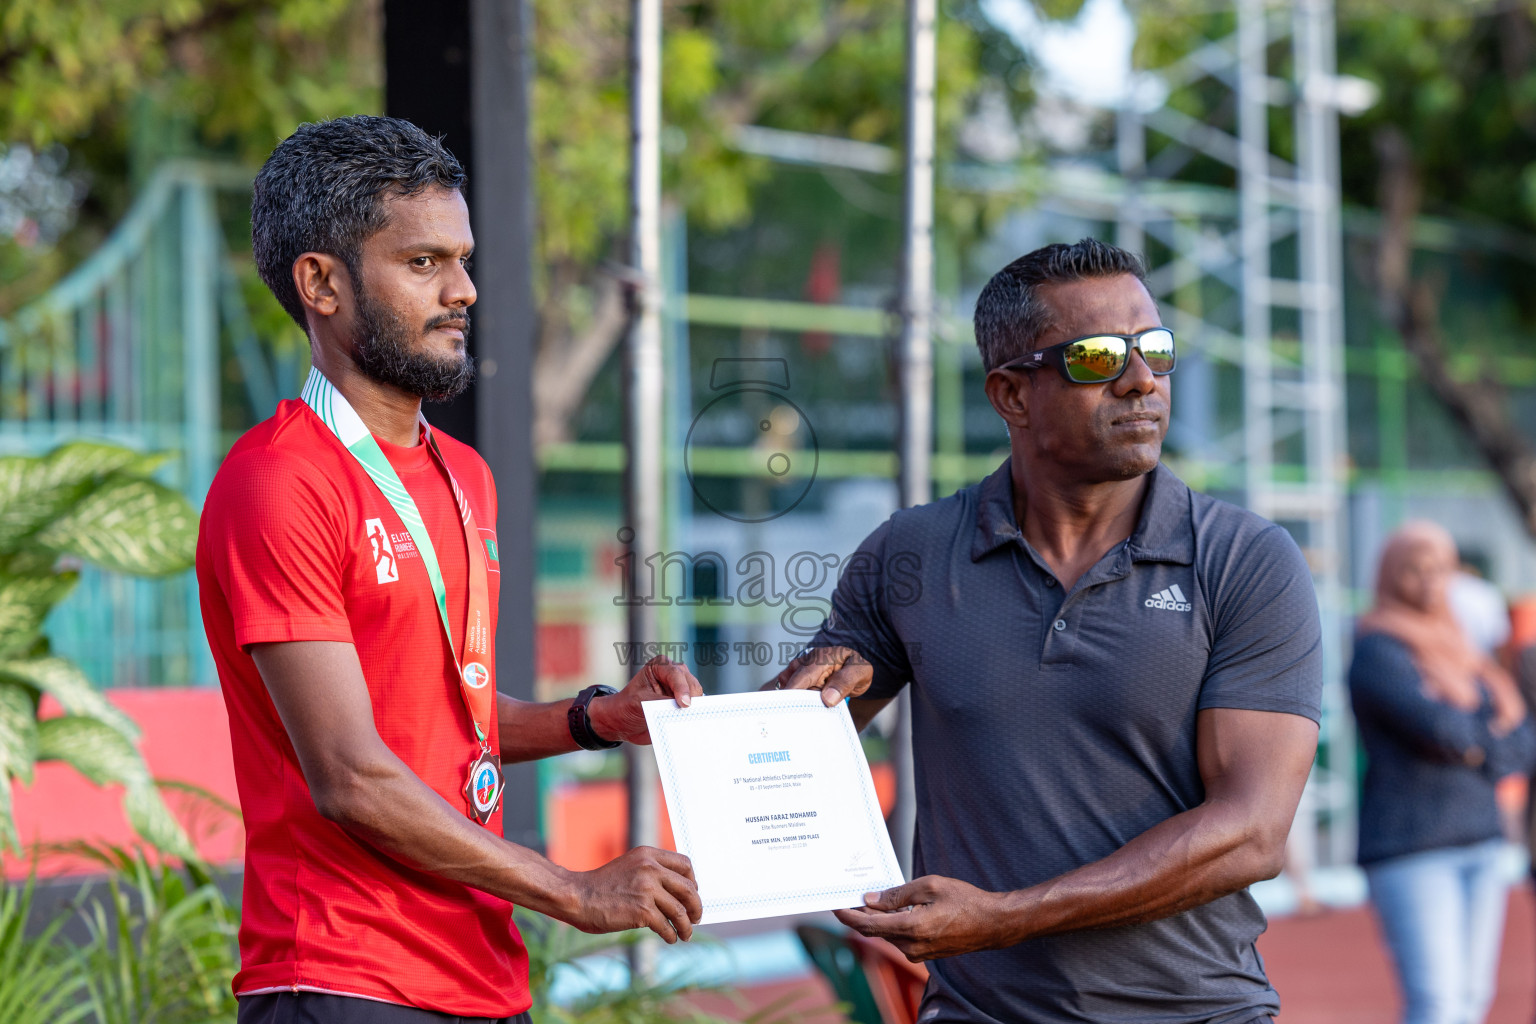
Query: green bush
71 845 240 1024
0 854 821 1023
0 876 92 1024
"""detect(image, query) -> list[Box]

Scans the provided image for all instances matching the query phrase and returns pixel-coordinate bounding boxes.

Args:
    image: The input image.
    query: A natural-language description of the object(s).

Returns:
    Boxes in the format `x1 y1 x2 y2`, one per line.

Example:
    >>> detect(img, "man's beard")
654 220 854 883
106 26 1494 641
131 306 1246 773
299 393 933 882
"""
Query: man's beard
351 289 476 402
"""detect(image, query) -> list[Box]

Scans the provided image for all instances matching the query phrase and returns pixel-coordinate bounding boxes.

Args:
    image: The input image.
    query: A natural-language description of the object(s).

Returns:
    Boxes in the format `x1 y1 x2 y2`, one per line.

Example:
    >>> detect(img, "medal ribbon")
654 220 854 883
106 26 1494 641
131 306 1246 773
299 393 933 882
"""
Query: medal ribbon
300 369 496 749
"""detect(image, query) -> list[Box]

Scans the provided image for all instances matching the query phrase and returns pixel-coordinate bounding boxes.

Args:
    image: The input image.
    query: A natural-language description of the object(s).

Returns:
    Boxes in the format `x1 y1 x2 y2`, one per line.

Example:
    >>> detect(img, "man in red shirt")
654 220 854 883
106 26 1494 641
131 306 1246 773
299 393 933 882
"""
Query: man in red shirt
198 116 702 1024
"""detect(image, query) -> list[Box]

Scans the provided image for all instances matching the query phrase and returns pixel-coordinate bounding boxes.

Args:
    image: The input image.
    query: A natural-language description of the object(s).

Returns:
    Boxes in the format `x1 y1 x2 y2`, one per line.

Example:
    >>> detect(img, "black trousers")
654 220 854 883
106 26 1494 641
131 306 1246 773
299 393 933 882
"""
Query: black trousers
237 991 532 1024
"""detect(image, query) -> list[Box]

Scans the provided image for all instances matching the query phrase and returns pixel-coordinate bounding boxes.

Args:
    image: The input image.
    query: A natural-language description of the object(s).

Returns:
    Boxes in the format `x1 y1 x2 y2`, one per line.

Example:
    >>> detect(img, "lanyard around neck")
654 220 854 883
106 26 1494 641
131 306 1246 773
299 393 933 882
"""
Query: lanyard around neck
300 368 496 747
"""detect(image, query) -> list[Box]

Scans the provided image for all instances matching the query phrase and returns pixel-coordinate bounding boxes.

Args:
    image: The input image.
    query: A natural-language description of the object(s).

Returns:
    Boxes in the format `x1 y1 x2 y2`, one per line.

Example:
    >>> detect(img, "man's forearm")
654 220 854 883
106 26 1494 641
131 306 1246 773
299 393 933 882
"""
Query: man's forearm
495 692 637 761
317 748 580 919
497 660 700 759
837 709 1314 962
319 749 706 943
497 693 583 762
993 798 1285 945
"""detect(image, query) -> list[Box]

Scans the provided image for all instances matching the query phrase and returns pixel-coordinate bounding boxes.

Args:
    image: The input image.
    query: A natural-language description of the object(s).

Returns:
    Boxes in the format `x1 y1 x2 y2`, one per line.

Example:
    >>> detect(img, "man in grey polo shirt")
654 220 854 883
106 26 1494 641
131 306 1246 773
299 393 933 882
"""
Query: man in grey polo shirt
776 238 1321 1024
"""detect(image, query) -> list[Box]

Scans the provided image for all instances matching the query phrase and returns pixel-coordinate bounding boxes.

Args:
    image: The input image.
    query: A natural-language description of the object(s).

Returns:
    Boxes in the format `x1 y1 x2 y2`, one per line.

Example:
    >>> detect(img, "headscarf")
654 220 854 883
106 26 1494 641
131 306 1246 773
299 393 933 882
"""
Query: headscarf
1357 521 1525 735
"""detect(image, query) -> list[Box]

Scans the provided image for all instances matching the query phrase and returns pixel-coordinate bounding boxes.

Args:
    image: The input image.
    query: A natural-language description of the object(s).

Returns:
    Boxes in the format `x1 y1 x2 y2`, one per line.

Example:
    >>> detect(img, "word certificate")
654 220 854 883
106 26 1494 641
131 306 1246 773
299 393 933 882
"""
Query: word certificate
643 690 905 924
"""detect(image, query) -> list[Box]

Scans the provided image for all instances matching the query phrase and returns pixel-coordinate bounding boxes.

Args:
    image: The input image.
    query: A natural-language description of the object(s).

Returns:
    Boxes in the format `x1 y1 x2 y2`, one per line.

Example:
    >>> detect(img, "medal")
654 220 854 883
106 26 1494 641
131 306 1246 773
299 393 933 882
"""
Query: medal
302 369 502 827
464 749 504 824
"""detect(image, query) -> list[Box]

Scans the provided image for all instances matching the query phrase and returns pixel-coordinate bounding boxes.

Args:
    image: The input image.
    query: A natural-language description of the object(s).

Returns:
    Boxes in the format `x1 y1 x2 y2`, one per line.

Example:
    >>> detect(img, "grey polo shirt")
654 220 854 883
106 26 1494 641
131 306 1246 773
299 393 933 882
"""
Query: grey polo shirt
813 460 1321 1024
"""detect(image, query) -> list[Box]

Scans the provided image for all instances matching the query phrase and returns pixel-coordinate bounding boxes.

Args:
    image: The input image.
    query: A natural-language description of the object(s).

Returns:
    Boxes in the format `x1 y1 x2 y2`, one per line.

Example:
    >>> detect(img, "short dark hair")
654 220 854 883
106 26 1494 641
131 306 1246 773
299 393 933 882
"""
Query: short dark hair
973 238 1147 371
251 115 467 329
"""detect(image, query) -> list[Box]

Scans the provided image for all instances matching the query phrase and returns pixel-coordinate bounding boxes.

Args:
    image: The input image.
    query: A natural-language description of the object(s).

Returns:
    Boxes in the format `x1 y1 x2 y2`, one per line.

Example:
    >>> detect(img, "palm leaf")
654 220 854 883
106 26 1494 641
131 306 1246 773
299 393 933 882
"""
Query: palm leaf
36 715 197 860
0 459 89 550
0 572 78 659
34 475 196 576
42 440 163 481
0 682 37 787
0 767 16 855
0 657 139 741
124 783 198 863
0 441 160 549
0 443 197 863
0 547 61 576
36 714 141 787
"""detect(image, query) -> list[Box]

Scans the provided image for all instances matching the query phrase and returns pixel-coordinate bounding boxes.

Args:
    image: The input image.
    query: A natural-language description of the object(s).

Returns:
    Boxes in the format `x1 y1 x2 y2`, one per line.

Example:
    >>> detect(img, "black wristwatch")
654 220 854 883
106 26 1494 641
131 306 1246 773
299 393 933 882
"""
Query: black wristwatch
568 684 622 750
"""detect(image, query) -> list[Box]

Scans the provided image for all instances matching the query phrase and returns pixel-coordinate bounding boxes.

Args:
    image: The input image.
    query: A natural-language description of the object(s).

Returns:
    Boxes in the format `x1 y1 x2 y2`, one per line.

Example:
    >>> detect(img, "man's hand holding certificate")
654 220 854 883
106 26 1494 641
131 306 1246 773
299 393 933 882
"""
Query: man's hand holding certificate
643 690 905 924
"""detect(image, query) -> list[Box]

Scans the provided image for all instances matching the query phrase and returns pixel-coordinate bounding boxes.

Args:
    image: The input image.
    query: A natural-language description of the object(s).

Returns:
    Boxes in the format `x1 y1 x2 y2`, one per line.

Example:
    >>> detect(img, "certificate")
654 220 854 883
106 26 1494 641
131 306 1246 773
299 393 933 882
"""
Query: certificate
643 690 905 924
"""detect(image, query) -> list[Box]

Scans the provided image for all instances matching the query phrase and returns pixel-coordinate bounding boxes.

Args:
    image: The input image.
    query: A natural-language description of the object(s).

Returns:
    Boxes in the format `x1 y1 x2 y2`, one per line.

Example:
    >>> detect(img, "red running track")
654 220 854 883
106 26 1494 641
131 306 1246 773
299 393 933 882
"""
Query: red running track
1260 883 1535 1024
702 886 1536 1023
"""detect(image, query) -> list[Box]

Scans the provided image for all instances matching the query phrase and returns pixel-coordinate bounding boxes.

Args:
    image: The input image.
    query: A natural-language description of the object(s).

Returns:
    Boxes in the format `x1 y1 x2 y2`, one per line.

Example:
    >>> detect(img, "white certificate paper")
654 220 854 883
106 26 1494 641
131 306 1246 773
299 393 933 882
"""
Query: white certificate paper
643 690 905 924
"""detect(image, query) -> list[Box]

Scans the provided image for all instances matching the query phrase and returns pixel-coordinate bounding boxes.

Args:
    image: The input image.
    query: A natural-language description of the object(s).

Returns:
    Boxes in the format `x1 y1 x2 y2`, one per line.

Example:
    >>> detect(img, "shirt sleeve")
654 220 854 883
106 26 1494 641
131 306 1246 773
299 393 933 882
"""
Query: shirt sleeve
810 518 914 701
1198 524 1324 721
1485 718 1536 780
200 446 354 649
1349 633 1492 765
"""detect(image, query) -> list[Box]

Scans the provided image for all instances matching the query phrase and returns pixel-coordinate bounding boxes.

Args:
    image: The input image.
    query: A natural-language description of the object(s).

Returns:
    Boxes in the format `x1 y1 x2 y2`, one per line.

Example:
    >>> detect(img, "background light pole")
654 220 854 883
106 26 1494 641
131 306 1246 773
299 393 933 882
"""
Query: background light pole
623 0 665 980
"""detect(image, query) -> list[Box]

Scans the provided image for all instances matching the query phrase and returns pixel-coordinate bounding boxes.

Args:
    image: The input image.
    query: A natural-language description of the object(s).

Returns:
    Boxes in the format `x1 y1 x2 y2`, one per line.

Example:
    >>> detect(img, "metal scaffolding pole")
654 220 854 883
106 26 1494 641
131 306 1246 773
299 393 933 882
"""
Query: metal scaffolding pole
1292 0 1354 865
1115 104 1146 257
1115 0 1353 868
1237 0 1274 516
624 0 664 979
892 0 936 880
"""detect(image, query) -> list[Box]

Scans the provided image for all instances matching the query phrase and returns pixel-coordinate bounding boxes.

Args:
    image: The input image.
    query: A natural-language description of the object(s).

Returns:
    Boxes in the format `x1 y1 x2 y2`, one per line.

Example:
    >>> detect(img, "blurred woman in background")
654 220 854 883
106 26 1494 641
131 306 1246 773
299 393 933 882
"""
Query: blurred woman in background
1351 521 1535 1024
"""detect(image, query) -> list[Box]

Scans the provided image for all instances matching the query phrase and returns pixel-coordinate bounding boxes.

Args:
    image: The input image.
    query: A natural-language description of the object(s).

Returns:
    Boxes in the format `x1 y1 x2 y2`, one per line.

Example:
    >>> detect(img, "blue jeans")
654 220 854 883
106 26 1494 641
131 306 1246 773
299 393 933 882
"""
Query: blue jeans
1366 839 1510 1024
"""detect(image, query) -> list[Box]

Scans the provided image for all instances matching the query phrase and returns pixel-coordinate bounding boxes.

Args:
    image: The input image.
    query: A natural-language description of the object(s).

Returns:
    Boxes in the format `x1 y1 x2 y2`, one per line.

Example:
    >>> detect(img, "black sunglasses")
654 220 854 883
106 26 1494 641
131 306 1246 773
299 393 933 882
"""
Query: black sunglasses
998 327 1176 384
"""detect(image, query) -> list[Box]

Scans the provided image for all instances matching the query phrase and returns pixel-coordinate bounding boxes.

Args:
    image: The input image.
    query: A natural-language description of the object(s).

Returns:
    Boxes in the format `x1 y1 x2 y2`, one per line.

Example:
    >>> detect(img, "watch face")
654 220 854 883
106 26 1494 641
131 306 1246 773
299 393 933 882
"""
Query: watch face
686 386 819 523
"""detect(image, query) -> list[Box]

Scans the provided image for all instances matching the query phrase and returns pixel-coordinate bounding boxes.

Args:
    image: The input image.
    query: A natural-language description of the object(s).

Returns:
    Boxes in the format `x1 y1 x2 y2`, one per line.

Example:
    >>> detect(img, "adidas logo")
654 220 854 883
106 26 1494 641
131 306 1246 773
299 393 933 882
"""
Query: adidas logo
1145 584 1192 612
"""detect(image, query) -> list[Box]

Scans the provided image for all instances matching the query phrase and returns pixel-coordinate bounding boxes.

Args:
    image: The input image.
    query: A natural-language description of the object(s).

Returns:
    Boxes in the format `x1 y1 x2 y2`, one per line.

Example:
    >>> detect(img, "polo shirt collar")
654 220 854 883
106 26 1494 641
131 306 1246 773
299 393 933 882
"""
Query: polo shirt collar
1127 463 1195 565
971 459 1195 565
972 461 1025 561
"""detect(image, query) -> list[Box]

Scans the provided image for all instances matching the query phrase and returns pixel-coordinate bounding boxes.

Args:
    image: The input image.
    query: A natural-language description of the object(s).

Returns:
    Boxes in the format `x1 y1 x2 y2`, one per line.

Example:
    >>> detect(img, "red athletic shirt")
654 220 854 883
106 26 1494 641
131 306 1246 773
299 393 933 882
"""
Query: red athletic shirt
196 398 530 1017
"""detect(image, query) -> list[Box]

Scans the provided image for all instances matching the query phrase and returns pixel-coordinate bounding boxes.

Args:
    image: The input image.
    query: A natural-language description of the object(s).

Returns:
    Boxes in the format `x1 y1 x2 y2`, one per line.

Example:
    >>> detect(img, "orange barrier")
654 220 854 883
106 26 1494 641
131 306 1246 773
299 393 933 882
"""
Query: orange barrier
1511 596 1536 655
846 930 929 1024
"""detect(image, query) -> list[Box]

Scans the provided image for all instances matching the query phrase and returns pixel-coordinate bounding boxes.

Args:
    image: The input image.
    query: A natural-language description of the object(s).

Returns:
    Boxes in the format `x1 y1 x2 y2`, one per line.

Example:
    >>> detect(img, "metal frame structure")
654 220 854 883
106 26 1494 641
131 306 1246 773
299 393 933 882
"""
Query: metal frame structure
1117 0 1354 866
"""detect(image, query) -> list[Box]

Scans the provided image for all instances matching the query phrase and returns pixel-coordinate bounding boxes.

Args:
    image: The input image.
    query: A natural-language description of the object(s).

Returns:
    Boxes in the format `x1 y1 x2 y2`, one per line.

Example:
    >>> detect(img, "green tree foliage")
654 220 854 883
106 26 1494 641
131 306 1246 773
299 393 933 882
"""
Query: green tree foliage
0 0 381 320
1132 0 1536 529
1 0 1033 444
0 441 198 859
536 0 1030 263
531 0 1032 443
1132 0 1536 318
1330 0 1536 232
1334 1 1536 531
0 0 380 160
